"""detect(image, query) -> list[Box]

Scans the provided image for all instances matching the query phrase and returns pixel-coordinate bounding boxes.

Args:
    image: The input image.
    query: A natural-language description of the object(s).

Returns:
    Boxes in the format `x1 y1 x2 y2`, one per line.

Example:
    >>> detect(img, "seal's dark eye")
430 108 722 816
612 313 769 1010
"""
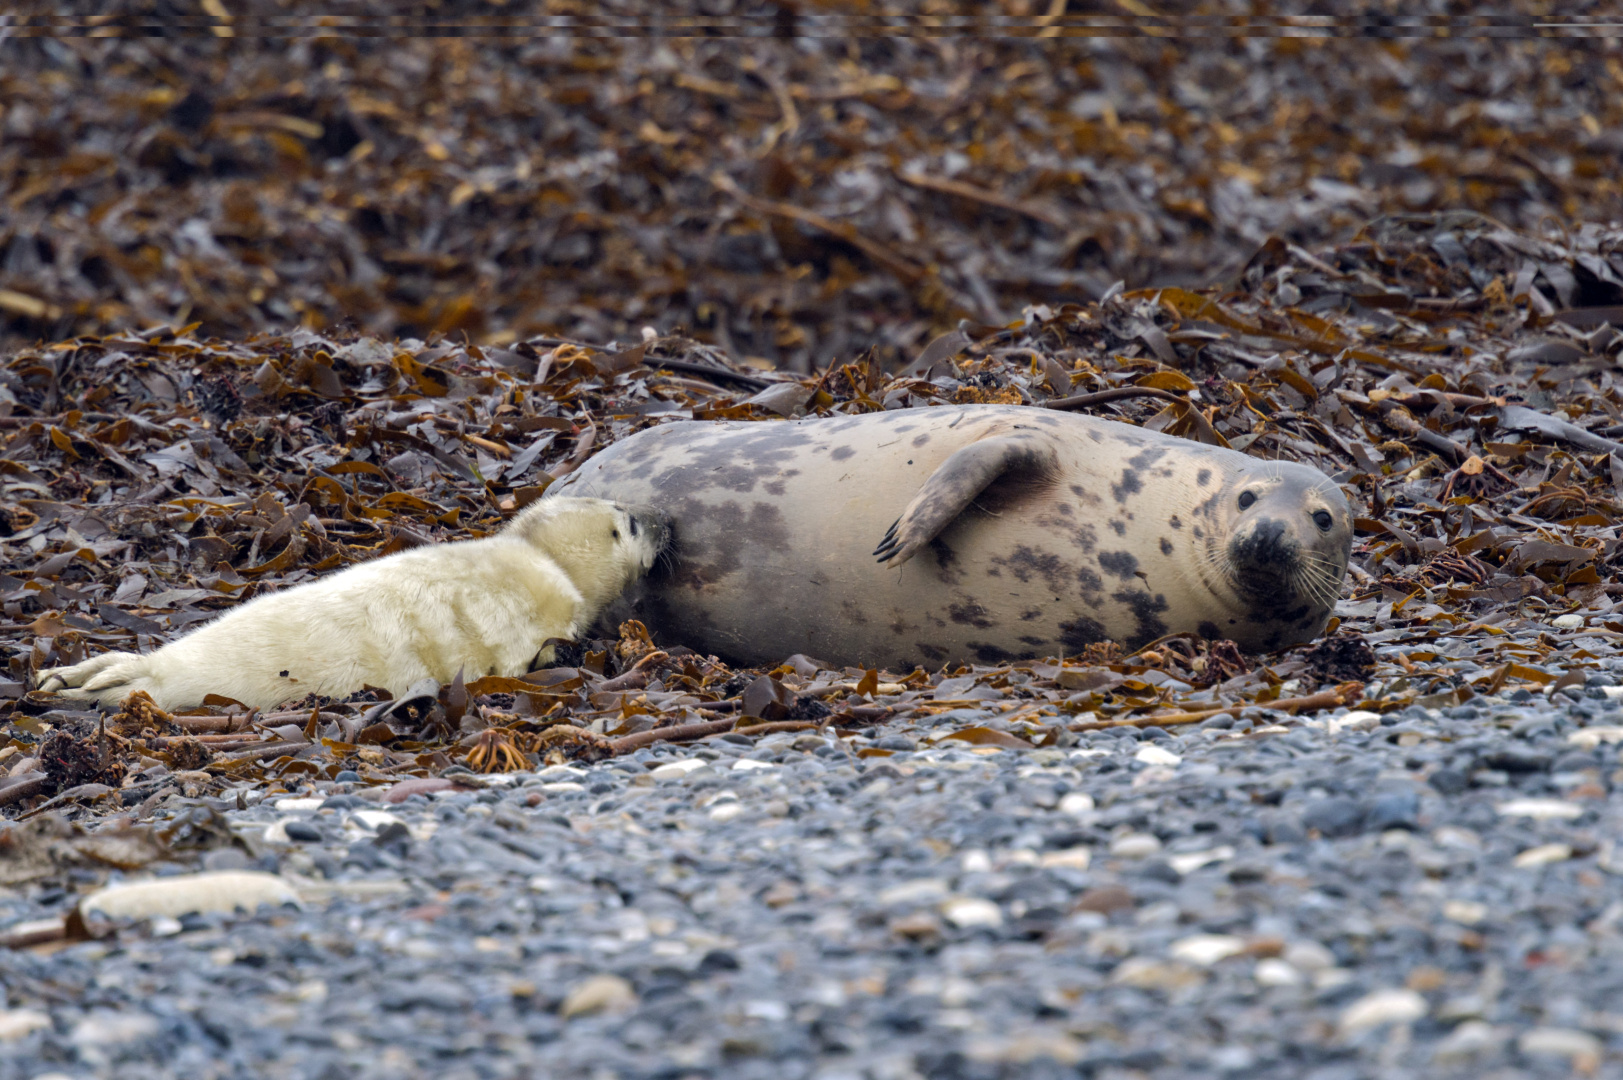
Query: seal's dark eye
1237 491 1256 510
611 528 620 540
1313 510 1333 531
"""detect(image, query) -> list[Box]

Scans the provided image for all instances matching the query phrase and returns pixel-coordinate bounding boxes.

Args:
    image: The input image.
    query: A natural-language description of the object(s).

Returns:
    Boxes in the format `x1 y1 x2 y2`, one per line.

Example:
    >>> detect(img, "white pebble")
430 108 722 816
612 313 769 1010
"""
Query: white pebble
1254 958 1302 987
1037 847 1092 871
940 897 1003 929
650 759 708 780
0 1009 50 1041
1168 934 1245 966
1512 842 1573 868
1283 940 1336 972
270 797 326 812
1567 726 1623 749
1518 1027 1602 1064
1339 988 1427 1035
1496 798 1583 820
1058 792 1095 815
1109 832 1163 859
1133 744 1181 766
731 759 778 771
1327 710 1381 735
559 974 638 1019
535 764 586 781
350 809 403 831
70 1010 161 1048
1551 614 1585 630
960 849 993 874
1166 845 1234 876
80 872 301 924
879 878 949 906
1442 899 1488 926
707 803 744 823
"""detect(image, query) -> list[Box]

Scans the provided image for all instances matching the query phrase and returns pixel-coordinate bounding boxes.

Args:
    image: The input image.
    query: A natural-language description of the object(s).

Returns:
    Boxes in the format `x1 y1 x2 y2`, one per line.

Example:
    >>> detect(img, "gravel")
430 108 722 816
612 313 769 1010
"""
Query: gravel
6 693 1623 1079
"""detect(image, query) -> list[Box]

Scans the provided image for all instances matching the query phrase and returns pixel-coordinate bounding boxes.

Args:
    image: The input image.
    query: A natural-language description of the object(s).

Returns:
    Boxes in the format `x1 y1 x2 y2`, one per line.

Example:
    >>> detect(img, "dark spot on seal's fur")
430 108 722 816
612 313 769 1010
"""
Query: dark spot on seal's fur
1077 566 1103 598
992 546 1070 593
912 433 931 447
1019 636 1047 647
669 499 791 588
1108 520 1126 536
1110 468 1141 504
840 601 869 626
1098 551 1139 580
1113 588 1169 649
948 600 995 628
1197 469 1211 487
915 643 948 662
1198 620 1221 640
1059 617 1108 652
1168 515 1182 529
1159 538 1173 556
973 643 1019 664
1019 608 1043 622
831 446 855 461
1127 448 1166 470
927 538 963 585
1192 525 1204 539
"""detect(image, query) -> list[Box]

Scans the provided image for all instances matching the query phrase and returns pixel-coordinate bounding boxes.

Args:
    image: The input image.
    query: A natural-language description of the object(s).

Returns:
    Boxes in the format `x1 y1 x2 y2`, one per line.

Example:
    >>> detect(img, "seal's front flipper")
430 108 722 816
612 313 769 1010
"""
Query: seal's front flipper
873 433 1058 565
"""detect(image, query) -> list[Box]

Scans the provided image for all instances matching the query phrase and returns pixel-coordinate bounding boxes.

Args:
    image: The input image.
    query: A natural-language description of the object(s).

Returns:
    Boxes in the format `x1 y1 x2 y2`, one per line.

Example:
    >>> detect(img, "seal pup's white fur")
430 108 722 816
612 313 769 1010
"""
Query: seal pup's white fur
37 496 668 711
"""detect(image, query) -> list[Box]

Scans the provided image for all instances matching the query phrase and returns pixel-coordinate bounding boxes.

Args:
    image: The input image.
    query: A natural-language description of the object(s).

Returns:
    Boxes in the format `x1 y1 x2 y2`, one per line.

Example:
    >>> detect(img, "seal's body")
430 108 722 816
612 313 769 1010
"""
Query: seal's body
38 497 669 711
558 405 1351 668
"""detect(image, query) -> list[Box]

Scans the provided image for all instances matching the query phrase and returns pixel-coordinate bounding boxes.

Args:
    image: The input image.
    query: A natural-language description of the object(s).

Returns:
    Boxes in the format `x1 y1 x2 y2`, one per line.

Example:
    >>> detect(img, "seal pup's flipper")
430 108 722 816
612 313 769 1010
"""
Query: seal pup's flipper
873 433 1058 566
37 651 156 707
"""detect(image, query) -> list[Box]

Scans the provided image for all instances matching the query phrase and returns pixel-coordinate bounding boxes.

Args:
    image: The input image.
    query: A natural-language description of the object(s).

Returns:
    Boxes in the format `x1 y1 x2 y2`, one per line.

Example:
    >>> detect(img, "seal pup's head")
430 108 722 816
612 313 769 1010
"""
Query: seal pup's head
1205 463 1352 636
507 496 671 612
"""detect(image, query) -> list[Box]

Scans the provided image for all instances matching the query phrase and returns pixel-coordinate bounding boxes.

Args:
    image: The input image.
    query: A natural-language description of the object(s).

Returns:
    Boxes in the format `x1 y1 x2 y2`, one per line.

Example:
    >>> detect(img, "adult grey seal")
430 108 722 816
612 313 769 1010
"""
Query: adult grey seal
556 404 1351 669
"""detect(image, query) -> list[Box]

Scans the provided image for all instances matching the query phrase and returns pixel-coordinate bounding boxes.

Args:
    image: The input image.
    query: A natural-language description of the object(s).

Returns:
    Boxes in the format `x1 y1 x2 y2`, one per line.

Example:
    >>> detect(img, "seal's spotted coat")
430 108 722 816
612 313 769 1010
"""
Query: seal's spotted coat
558 405 1352 668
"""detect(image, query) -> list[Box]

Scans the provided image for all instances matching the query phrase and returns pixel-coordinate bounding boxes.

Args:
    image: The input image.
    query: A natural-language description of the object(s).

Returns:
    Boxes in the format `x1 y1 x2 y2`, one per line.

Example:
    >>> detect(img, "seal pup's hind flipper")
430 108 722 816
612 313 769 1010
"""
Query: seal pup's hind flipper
873 432 1058 566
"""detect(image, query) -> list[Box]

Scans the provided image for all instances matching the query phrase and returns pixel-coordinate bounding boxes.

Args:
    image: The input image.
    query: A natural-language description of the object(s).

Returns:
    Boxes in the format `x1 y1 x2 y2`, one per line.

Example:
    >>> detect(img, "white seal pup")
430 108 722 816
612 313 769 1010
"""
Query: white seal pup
557 404 1352 668
38 496 669 711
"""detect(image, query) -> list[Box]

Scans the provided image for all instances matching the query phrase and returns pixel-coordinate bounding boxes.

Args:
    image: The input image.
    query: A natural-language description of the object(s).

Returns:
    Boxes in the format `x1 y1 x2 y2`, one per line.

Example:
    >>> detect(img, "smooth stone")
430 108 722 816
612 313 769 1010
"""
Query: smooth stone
1366 789 1419 831
79 872 301 924
559 974 638 1019
940 897 1003 929
1496 798 1583 820
1512 843 1573 868
1339 988 1427 1034
1133 744 1181 766
283 821 323 843
1518 1027 1603 1063
0 1009 51 1041
1301 795 1364 837
70 1010 160 1047
1109 832 1163 859
1433 1021 1506 1064
1058 792 1096 815
1168 934 1245 966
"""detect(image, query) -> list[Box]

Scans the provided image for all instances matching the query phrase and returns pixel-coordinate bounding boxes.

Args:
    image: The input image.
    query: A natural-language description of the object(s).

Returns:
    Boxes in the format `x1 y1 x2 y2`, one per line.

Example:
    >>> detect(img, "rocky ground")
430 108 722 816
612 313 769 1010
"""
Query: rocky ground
7 675 1623 1079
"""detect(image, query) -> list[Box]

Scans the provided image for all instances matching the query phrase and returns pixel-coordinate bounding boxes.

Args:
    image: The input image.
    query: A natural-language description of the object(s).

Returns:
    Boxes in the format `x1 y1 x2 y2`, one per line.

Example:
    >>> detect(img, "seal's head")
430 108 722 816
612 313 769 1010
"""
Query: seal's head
509 496 672 610
1204 463 1352 640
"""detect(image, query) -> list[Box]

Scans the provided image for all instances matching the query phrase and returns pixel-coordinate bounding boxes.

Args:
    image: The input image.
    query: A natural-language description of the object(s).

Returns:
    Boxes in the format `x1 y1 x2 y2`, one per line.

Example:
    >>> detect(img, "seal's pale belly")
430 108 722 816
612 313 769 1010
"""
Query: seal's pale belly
557 405 1349 668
